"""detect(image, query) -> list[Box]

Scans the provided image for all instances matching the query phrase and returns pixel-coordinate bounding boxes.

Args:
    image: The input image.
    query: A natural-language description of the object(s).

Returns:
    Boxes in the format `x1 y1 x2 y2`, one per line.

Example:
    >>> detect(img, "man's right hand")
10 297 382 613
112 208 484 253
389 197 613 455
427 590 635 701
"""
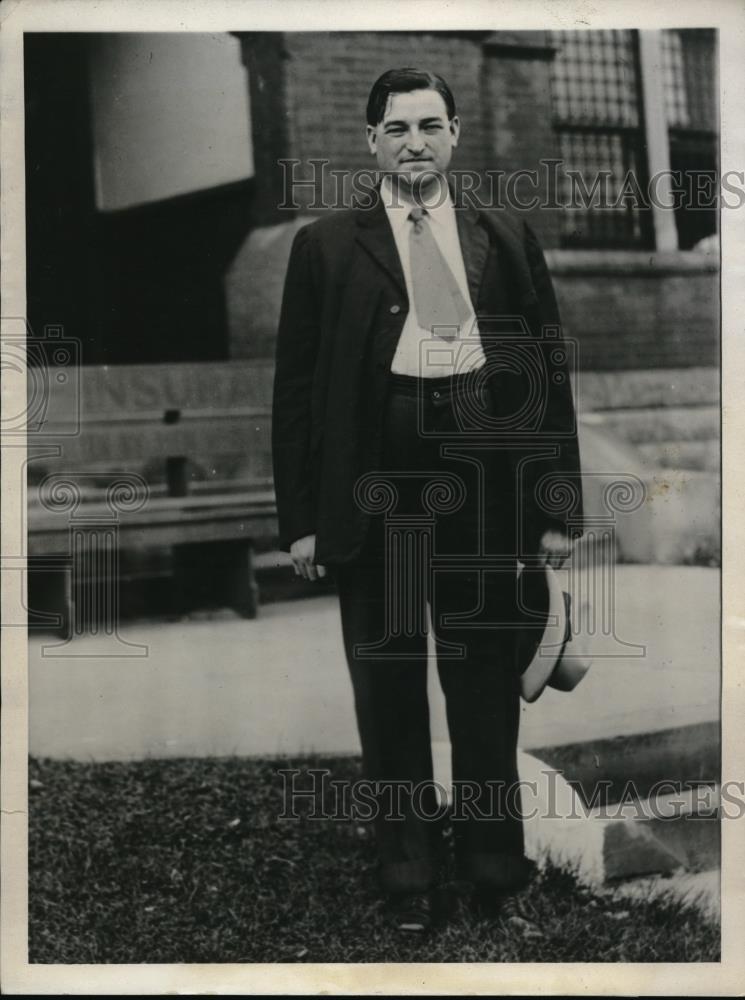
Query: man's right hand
290 534 326 582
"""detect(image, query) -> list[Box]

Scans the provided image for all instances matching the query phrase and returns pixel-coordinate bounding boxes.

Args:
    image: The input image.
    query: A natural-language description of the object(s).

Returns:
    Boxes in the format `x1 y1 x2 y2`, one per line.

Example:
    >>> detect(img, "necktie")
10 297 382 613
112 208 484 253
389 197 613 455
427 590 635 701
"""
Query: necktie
408 207 472 341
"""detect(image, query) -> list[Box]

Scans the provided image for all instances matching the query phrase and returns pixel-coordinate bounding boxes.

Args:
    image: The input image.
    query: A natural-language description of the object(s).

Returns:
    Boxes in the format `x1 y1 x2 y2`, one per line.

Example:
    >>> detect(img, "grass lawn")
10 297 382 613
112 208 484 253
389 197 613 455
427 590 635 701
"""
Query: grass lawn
28 754 719 964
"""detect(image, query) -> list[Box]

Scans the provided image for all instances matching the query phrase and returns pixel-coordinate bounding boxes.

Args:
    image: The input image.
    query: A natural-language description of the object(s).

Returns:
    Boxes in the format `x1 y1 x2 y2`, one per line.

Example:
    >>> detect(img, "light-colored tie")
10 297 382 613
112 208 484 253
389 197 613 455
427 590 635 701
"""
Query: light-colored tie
408 207 471 341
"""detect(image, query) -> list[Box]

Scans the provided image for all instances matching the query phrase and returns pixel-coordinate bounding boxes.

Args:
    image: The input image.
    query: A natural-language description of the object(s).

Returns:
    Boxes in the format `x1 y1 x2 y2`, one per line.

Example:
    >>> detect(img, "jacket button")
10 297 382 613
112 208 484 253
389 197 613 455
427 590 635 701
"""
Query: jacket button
389 304 401 314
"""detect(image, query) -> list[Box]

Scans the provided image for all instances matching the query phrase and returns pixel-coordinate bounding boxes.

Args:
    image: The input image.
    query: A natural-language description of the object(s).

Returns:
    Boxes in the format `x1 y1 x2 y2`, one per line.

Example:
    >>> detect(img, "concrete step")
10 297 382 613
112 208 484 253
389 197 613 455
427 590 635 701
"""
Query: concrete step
575 367 718 411
432 744 719 887
531 722 720 808
636 439 720 472
584 406 719 445
573 425 719 564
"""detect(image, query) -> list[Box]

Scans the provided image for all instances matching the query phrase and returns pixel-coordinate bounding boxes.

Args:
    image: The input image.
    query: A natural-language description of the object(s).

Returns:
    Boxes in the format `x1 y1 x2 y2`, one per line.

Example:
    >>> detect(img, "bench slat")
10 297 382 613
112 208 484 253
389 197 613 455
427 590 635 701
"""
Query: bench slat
26 362 282 619
28 500 278 554
32 415 273 466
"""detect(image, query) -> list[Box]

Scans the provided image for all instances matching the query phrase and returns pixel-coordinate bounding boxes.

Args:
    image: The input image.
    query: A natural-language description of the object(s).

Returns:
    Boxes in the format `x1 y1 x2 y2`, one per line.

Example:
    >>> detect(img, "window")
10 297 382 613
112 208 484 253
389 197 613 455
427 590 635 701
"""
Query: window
661 29 718 249
548 30 653 250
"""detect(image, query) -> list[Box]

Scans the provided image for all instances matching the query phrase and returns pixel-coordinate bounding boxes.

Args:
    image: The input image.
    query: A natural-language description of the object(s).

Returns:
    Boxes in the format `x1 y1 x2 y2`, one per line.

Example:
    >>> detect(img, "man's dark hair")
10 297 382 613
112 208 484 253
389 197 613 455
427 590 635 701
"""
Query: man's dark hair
366 68 456 126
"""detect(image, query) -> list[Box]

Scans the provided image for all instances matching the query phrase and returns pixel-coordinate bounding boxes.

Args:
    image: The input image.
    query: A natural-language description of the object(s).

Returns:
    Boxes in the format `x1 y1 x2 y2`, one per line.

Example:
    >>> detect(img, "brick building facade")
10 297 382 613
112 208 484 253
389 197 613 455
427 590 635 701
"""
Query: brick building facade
233 29 718 374
227 29 719 479
24 29 720 600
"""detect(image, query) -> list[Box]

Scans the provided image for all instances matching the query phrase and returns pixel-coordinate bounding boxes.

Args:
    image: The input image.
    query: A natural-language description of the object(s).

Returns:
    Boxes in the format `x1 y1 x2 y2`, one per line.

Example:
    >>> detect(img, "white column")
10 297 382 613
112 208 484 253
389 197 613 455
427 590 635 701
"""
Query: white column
638 30 679 251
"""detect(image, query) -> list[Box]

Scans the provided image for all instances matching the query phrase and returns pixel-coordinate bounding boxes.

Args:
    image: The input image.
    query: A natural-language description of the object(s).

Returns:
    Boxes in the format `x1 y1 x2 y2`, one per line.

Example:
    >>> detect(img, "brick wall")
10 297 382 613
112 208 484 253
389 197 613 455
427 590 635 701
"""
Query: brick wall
230 29 720 452
482 33 562 246
266 30 560 247
282 33 489 191
547 251 719 371
227 214 719 375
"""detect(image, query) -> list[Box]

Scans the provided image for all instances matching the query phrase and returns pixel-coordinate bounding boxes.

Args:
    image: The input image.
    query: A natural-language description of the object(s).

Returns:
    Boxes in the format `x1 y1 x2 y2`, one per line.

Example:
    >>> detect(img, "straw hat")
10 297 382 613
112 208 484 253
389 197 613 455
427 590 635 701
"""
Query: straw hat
517 563 592 703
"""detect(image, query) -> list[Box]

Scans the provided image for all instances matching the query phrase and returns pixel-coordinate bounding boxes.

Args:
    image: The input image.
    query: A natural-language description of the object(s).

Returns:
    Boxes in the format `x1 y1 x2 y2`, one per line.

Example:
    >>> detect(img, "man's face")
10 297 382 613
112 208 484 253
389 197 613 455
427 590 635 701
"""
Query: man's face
366 87 460 194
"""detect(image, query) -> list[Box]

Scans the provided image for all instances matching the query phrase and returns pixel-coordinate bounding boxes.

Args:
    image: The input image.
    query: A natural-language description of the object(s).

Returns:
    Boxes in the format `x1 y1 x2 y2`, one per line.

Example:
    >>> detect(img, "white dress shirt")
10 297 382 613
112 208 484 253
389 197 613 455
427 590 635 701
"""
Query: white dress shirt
380 175 486 378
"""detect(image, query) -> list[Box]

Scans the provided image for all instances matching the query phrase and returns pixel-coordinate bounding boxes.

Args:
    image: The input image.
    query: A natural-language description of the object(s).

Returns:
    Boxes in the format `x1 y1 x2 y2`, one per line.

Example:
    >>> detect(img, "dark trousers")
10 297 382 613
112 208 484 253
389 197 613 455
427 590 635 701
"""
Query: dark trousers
335 371 531 894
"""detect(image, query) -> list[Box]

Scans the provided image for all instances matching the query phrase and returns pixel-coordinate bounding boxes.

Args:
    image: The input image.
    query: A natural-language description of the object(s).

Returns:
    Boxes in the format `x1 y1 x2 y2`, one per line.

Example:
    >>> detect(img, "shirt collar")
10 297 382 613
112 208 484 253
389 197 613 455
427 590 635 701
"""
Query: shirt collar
380 175 454 235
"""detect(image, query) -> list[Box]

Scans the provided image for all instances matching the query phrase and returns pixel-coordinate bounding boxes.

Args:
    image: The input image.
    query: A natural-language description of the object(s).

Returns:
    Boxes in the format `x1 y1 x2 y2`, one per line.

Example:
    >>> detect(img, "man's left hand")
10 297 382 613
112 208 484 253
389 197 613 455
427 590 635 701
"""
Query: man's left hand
537 529 573 570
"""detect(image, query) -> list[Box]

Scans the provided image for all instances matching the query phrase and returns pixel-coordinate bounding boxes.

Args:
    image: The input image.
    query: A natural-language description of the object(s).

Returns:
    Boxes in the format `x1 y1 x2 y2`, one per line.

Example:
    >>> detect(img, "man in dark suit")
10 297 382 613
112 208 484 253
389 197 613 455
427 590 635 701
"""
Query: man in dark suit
272 68 582 932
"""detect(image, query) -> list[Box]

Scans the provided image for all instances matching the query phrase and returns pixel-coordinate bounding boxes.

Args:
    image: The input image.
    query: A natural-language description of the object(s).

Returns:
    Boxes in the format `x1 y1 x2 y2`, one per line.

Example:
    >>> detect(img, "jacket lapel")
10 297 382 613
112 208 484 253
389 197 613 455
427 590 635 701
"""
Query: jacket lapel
354 193 406 296
355 185 495 310
452 185 539 313
454 202 490 309
353 183 540 324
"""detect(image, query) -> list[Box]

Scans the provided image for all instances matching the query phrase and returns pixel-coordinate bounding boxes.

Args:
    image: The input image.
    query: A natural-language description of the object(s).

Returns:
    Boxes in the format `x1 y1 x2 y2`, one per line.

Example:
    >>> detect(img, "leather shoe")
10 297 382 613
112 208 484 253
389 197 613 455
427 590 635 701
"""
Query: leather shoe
390 890 435 933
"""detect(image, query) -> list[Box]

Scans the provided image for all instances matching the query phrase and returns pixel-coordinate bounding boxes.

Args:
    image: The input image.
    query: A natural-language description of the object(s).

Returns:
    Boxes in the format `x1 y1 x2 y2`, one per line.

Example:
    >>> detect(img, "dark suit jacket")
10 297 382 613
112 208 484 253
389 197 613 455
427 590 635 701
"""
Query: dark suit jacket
272 188 583 566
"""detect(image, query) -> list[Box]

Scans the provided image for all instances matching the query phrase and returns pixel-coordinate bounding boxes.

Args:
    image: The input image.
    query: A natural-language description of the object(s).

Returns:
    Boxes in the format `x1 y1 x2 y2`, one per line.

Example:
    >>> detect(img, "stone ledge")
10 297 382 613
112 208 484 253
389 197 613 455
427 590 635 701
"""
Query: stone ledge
546 249 720 276
481 32 556 60
432 744 717 887
574 367 719 411
637 439 719 473
583 405 718 444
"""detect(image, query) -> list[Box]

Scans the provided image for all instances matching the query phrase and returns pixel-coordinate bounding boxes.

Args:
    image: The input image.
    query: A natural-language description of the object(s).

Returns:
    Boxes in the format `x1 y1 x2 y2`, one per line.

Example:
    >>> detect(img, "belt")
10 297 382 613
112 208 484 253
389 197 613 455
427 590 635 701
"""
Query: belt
388 369 488 400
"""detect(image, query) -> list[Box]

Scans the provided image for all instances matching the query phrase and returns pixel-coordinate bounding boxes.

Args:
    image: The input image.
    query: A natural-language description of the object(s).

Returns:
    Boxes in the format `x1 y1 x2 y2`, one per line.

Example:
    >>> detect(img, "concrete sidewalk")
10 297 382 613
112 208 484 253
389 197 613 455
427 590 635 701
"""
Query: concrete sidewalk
29 565 719 762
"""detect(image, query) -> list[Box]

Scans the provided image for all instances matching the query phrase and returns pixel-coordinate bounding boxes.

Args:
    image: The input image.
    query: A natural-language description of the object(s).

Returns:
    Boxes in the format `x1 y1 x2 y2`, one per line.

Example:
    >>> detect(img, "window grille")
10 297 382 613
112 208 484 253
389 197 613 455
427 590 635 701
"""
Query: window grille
661 28 718 250
548 30 653 249
662 28 716 132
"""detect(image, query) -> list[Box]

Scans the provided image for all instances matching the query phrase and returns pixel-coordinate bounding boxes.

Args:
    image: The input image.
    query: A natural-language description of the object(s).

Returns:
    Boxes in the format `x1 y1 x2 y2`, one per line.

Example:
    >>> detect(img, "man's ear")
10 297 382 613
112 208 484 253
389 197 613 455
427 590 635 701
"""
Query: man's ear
449 115 461 148
366 124 378 156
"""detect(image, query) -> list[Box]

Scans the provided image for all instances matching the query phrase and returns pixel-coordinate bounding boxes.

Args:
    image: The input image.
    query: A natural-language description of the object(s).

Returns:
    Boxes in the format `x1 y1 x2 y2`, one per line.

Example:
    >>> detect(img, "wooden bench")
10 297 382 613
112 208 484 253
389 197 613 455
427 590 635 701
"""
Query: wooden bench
26 359 278 631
